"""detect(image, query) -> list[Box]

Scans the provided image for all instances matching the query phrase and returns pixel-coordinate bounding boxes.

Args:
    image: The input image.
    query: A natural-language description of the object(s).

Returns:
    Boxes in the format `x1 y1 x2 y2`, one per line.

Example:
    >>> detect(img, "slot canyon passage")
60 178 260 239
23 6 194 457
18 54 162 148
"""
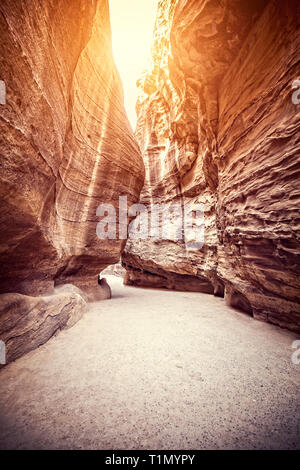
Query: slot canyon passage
0 0 300 451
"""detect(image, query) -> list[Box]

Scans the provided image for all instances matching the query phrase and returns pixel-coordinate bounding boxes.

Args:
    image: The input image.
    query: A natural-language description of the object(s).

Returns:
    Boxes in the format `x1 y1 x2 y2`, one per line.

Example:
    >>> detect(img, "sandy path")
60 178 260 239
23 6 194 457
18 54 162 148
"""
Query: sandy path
0 275 299 450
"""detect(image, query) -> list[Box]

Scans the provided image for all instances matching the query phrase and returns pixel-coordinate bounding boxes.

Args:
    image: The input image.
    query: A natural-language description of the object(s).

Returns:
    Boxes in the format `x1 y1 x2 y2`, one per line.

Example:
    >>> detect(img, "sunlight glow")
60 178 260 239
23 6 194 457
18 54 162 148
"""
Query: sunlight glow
109 0 158 129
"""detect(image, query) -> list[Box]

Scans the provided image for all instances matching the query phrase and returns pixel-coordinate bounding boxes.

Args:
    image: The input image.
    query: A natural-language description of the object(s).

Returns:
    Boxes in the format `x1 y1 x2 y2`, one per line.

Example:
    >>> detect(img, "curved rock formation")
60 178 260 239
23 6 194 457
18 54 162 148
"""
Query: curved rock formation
0 291 86 365
0 0 144 362
123 0 300 332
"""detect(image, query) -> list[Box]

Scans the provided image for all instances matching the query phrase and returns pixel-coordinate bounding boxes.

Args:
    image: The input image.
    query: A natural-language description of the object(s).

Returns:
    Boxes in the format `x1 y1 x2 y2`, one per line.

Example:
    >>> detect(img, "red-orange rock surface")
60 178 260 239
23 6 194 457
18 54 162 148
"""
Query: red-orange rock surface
0 0 144 362
123 0 300 332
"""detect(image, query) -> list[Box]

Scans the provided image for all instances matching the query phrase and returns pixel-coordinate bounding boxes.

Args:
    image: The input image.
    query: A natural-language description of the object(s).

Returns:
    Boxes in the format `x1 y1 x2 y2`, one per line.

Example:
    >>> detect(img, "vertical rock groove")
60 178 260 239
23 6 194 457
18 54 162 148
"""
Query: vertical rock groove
0 0 144 363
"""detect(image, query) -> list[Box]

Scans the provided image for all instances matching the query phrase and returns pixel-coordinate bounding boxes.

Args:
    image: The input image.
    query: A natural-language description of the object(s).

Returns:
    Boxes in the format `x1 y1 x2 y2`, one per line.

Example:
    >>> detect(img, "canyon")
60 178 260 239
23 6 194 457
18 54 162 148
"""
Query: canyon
123 0 300 334
0 0 299 452
0 0 299 361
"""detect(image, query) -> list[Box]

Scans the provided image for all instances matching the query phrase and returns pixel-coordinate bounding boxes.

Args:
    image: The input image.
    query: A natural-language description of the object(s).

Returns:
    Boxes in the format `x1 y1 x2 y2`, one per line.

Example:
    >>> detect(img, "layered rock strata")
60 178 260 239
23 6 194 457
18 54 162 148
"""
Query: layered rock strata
123 0 300 332
0 0 144 362
0 290 86 365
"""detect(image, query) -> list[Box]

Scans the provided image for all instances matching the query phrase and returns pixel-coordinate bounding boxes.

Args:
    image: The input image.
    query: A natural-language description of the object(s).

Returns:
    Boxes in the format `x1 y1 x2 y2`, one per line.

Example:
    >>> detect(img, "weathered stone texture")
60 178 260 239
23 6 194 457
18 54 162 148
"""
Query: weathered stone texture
0 290 86 365
123 0 300 332
0 0 144 297
0 0 144 362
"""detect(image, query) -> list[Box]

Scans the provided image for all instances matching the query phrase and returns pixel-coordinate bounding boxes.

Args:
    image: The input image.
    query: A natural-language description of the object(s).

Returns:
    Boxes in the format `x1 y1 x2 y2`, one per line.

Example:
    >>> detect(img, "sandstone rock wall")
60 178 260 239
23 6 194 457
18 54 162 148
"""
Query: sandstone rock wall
123 0 300 332
0 0 144 363
217 0 300 330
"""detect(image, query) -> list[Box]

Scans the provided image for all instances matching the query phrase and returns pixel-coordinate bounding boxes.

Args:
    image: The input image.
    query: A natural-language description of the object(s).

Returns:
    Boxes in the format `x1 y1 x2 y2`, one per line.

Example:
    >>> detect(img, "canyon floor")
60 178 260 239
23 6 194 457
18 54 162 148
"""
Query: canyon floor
0 275 299 450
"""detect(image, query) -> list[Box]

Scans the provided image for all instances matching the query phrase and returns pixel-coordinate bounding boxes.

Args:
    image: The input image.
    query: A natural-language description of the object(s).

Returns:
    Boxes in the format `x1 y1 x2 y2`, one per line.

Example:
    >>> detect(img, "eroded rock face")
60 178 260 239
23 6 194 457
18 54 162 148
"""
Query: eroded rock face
0 291 86 365
123 0 300 332
0 0 144 362
0 0 144 297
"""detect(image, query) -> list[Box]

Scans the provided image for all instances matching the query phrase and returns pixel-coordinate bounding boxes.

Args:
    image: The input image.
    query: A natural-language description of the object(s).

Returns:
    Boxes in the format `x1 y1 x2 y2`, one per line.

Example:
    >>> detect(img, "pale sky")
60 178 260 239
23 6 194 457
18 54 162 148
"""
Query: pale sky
109 0 158 129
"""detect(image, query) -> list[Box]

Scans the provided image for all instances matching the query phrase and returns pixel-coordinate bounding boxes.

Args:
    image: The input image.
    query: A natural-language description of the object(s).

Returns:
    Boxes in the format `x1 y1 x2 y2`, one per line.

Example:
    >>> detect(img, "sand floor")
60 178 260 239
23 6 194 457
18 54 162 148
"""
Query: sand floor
0 275 299 449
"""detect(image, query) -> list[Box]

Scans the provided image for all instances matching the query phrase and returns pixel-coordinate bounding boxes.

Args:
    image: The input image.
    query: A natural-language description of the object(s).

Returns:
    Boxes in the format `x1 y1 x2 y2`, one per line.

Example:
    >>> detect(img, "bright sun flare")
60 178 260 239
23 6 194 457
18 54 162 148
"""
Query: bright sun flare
109 0 158 129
